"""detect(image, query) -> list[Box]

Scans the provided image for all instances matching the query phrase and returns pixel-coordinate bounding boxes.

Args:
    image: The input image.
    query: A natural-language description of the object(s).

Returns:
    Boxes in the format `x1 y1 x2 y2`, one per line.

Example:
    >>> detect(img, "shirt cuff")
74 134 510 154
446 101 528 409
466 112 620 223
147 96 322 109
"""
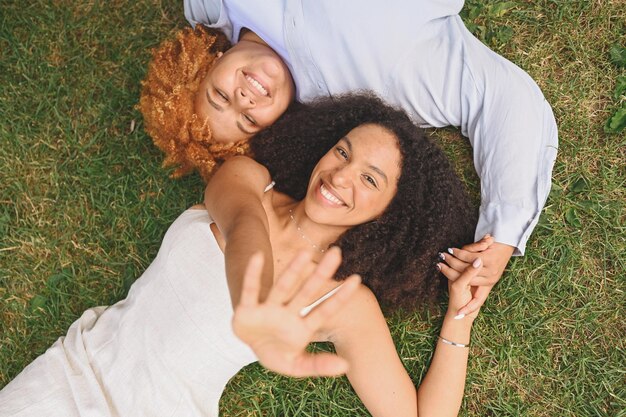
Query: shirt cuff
475 202 542 256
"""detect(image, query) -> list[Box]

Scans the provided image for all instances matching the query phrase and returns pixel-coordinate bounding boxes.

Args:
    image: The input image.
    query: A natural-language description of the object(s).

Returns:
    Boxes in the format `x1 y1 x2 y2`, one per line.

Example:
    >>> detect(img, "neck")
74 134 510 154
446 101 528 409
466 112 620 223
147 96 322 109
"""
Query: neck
282 202 348 253
239 28 270 48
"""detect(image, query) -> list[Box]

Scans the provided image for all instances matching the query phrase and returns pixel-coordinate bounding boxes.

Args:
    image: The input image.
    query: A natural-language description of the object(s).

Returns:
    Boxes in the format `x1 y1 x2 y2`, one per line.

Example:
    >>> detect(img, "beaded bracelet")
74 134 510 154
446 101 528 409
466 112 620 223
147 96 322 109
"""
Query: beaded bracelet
438 335 470 348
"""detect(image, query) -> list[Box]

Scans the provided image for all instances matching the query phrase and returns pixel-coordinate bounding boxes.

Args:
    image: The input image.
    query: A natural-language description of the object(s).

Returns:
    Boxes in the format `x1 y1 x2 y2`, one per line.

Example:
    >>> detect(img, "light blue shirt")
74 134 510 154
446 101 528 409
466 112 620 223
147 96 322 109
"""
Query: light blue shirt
184 0 559 255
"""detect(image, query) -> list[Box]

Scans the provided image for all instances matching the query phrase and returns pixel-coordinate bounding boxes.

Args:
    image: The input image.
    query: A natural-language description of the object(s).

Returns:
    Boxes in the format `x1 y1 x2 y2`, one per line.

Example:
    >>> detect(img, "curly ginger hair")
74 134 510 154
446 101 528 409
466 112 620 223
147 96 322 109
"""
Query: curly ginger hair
139 25 249 182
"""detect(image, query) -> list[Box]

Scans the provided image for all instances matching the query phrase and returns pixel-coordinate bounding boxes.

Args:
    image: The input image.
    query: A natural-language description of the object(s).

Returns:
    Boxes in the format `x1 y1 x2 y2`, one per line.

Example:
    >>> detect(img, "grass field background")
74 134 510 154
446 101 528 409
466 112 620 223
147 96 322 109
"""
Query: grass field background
1 1 624 416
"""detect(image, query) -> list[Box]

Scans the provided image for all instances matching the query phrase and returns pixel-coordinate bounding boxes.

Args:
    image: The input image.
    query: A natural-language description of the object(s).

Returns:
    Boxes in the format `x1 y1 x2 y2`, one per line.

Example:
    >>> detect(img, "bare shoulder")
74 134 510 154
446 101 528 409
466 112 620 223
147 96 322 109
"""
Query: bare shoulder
349 284 381 313
325 283 387 342
219 155 270 179
210 156 271 194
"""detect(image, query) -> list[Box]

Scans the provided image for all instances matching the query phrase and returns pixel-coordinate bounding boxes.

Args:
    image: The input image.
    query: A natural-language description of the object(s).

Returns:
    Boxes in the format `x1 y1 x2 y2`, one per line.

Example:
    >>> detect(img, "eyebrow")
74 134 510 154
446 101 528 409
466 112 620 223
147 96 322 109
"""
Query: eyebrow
206 90 223 111
341 136 389 186
342 136 353 152
236 121 255 135
369 165 389 186
206 90 255 135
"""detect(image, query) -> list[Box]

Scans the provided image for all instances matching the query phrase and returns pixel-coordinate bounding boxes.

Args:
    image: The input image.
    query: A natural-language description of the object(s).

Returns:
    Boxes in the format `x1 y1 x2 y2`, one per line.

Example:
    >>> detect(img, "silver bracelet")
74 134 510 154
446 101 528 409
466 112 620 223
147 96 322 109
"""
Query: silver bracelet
438 335 470 348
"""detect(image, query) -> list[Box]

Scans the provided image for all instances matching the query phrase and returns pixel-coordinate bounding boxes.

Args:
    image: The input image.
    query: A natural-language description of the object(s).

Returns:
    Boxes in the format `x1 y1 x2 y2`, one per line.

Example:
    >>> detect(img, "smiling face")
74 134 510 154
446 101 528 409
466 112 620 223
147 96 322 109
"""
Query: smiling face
304 124 402 228
194 39 295 144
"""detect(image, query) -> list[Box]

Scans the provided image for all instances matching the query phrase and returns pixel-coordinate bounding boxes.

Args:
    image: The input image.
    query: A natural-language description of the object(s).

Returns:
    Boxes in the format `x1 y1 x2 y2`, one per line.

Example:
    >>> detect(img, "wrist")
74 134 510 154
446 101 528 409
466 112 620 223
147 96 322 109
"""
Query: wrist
441 311 475 344
438 335 470 348
491 242 515 262
439 317 473 347
445 308 477 324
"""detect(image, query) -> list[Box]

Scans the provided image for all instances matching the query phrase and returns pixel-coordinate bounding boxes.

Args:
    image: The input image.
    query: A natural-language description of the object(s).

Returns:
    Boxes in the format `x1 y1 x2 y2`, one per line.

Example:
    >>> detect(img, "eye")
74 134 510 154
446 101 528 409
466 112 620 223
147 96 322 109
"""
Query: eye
363 174 379 189
216 89 229 102
335 147 348 160
243 113 258 126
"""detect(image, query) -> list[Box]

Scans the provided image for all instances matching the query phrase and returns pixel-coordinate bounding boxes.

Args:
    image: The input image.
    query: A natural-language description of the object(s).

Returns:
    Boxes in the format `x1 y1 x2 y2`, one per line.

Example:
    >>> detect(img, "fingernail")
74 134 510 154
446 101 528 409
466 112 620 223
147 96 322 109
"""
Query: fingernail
485 234 491 238
472 258 482 268
438 252 445 261
447 248 454 255
435 263 442 271
454 313 465 320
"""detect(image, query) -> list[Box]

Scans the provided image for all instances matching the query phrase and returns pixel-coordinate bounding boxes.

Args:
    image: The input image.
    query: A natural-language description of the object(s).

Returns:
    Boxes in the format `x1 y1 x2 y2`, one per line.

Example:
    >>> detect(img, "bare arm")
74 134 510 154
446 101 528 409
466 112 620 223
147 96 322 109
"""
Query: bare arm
331 287 417 416
416 311 473 415
331 260 483 417
204 156 273 306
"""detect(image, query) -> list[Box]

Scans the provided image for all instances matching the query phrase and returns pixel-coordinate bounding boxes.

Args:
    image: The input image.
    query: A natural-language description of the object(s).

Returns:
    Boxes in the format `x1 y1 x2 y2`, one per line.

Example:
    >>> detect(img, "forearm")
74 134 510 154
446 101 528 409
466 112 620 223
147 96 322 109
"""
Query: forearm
206 187 274 306
417 313 474 417
203 157 274 307
223 211 274 306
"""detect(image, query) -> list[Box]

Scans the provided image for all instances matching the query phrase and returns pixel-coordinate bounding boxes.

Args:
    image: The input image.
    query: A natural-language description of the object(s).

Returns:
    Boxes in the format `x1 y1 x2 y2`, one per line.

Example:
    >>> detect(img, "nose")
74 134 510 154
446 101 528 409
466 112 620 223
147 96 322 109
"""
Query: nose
330 165 353 189
235 87 255 108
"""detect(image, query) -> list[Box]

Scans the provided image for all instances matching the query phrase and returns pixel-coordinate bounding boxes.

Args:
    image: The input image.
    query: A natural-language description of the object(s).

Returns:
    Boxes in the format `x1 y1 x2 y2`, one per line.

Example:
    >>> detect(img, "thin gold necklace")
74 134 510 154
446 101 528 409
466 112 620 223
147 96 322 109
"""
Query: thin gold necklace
288 208 326 253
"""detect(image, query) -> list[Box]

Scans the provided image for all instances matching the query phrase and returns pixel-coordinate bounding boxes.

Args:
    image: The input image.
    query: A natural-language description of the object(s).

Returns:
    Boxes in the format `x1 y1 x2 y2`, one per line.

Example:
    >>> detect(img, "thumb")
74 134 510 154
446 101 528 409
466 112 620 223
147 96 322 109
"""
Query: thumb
462 235 494 252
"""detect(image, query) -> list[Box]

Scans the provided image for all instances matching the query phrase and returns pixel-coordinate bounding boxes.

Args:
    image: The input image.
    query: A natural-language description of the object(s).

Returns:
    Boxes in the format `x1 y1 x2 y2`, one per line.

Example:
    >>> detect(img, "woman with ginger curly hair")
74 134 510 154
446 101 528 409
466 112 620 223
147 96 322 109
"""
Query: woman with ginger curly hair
139 24 295 181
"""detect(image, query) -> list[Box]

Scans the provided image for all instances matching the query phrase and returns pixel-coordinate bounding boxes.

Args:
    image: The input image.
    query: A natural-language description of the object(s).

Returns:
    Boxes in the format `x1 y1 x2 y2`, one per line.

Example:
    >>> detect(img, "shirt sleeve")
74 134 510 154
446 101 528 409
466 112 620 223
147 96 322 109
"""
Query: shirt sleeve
467 63 558 256
184 0 233 40
388 16 558 256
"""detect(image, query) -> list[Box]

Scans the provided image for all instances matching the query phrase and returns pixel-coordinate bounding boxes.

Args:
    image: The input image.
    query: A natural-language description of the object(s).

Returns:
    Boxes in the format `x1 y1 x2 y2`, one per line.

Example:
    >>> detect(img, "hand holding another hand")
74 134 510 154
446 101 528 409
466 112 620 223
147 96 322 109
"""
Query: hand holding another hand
438 235 514 318
232 247 361 378
446 257 484 321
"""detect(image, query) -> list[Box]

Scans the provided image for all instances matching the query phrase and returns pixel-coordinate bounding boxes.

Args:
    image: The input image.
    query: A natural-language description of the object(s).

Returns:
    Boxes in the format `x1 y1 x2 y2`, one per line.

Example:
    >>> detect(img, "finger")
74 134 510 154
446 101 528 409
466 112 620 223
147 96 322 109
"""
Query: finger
304 274 361 328
440 251 469 273
469 275 498 287
451 258 482 291
288 352 349 378
461 235 494 252
289 247 343 312
456 285 491 317
266 250 313 305
447 247 480 263
437 262 461 281
239 252 265 307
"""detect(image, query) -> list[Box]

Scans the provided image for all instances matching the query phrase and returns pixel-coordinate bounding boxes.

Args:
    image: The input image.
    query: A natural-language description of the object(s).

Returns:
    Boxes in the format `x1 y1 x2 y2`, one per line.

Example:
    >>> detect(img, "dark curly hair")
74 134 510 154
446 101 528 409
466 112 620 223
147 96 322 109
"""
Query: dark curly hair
251 94 477 311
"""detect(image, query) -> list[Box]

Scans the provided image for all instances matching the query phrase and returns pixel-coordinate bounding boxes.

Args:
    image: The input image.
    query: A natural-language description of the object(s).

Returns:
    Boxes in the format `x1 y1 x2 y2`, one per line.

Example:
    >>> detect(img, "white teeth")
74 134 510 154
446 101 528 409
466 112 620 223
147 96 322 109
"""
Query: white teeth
245 75 268 96
320 184 344 205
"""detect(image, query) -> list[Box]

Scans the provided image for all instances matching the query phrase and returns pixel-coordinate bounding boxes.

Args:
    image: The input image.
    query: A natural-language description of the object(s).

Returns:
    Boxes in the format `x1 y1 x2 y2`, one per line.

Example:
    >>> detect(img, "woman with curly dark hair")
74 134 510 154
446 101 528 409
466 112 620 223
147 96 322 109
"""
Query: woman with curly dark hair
1 95 480 417
208 94 481 416
250 94 477 311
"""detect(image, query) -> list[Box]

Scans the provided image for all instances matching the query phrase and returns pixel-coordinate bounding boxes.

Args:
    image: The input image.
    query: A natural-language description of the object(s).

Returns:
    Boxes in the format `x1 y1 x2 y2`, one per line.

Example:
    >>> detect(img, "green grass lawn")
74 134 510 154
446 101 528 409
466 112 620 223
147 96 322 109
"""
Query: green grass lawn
1 1 624 416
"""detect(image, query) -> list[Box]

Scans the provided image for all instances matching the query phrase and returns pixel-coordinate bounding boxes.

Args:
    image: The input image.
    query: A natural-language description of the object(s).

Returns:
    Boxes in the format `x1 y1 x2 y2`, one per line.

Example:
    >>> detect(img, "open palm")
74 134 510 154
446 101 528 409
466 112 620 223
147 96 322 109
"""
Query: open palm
232 248 361 377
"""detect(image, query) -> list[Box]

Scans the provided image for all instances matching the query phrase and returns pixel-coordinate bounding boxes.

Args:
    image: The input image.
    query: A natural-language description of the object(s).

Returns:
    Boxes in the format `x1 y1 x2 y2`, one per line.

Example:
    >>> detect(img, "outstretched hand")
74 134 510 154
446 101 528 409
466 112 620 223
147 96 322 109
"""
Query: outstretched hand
437 235 514 318
232 247 361 378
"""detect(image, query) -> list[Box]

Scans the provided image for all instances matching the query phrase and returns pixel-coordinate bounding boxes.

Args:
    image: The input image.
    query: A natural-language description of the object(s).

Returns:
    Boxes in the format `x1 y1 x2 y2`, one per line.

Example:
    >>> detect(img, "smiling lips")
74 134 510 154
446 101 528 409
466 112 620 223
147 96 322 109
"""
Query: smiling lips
244 73 269 97
320 183 346 206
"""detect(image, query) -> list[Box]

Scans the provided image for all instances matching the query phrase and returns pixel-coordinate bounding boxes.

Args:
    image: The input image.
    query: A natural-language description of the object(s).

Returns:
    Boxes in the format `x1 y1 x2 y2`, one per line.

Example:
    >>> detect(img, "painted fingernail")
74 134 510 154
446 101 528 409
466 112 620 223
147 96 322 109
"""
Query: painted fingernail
438 252 445 261
447 248 454 255
472 258 482 268
435 263 442 271
454 313 465 320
